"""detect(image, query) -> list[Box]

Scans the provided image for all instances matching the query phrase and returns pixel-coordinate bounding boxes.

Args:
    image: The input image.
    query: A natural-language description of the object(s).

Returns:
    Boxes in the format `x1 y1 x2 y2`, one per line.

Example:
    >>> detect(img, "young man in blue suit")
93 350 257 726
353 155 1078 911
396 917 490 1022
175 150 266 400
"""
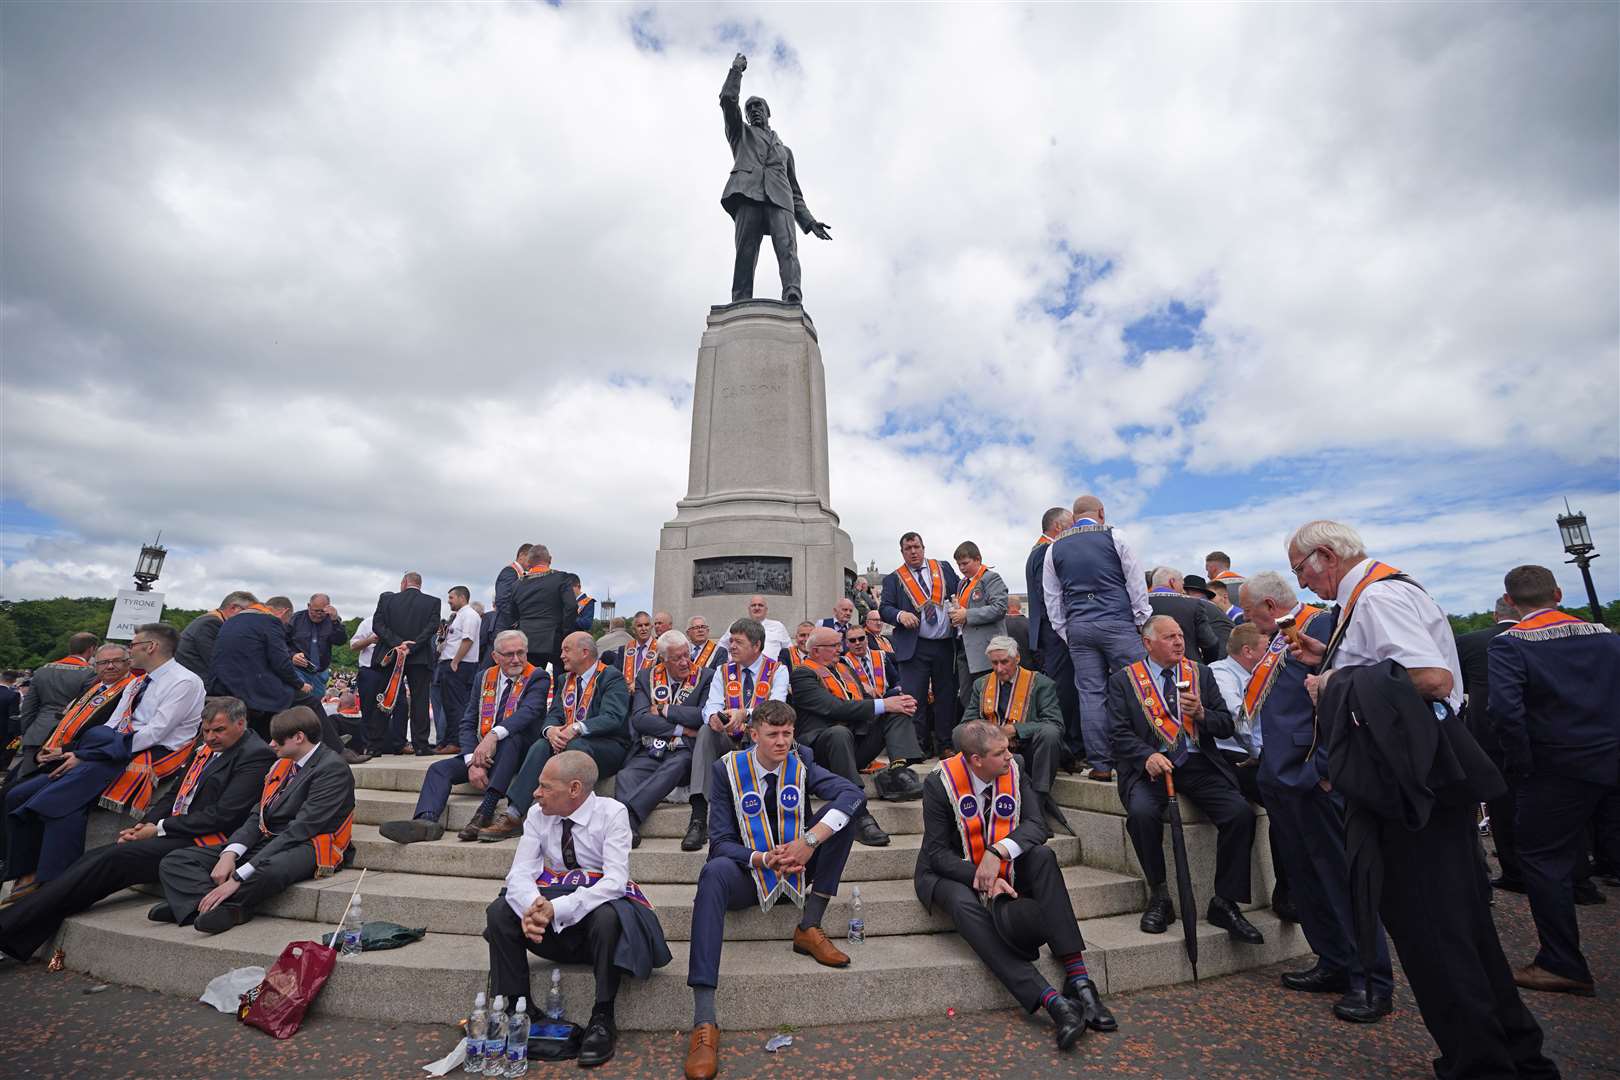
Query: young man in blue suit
681 699 863 1080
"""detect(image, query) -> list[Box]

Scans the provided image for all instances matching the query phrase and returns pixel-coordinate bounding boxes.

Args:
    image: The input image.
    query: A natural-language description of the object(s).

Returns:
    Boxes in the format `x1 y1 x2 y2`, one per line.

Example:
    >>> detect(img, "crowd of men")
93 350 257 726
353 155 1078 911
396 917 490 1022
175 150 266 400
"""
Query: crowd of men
0 507 1614 1080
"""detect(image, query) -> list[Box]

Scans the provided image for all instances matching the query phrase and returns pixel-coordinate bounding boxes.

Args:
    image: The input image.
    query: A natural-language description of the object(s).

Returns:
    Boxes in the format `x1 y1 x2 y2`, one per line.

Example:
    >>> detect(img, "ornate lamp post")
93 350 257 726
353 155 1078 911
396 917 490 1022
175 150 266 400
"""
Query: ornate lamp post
133 537 167 593
1555 500 1603 621
599 590 617 622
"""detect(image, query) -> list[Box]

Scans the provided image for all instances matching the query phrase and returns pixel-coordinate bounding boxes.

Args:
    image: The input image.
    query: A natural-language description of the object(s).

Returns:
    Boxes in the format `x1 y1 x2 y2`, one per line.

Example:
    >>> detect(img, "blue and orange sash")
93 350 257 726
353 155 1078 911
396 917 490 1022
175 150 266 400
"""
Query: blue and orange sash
561 662 608 724
725 749 806 910
644 662 704 754
536 865 653 909
479 662 537 738
937 752 1019 885
723 658 780 712
621 642 655 684
1503 608 1611 642
1242 604 1325 720
1124 659 1197 749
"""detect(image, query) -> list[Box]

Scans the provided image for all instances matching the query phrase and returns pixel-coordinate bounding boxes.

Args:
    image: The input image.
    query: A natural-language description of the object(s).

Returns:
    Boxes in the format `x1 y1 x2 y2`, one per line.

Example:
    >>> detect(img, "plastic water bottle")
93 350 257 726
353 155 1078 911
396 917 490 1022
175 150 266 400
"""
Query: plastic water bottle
464 992 488 1075
543 967 564 1020
486 995 507 1075
340 896 363 957
847 885 866 944
504 996 530 1077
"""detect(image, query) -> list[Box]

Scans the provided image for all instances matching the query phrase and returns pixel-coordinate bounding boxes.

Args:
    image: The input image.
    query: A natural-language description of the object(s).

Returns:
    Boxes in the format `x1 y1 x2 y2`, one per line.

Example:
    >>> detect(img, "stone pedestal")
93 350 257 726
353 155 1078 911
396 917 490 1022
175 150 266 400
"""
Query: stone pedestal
653 300 855 631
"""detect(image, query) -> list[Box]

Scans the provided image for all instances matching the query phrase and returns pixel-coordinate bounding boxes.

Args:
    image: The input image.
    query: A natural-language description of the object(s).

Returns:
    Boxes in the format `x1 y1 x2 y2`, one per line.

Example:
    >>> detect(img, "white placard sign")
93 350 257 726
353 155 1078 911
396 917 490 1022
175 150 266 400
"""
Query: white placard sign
107 589 165 640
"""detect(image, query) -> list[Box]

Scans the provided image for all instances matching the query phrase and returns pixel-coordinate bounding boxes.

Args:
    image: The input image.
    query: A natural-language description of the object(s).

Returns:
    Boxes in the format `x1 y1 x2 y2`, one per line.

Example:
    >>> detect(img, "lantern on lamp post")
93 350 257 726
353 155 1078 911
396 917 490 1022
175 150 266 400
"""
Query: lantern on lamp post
133 537 167 593
1555 500 1603 622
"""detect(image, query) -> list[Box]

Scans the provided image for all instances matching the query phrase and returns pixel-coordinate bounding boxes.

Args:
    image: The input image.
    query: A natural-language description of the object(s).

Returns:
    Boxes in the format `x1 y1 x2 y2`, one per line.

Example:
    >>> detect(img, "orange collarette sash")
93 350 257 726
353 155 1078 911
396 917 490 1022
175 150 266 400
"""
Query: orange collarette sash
872 635 894 654
1035 535 1053 547
257 757 352 877
980 667 1035 727
1242 605 1325 719
803 659 862 700
377 644 410 712
561 662 608 724
691 639 719 668
843 653 887 696
1124 659 1197 749
896 560 945 612
479 662 537 738
168 743 230 847
1321 560 1407 668
723 658 780 711
99 742 194 816
938 753 1019 884
955 565 988 610
1503 608 1611 641
45 675 136 750
786 648 809 670
52 655 91 669
621 642 655 683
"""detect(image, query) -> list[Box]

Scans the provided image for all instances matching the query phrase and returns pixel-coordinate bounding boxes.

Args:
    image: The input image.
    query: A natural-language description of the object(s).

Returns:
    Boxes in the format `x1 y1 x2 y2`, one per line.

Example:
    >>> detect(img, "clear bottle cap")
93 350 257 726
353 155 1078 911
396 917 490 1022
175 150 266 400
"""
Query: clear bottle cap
514 997 527 1012
474 992 486 1006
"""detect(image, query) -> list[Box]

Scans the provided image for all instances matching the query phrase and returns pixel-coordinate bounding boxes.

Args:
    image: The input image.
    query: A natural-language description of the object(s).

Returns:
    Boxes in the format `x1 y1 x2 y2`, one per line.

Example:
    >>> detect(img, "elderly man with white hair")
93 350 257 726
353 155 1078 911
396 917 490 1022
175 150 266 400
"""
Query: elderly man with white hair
1105 614 1262 945
961 634 1072 834
1284 520 1551 1075
614 630 719 847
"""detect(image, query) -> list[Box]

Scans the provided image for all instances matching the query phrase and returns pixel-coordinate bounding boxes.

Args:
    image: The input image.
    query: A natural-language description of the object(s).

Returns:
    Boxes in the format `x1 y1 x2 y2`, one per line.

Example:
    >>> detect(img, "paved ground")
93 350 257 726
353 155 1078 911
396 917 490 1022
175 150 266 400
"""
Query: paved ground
1 886 1614 1079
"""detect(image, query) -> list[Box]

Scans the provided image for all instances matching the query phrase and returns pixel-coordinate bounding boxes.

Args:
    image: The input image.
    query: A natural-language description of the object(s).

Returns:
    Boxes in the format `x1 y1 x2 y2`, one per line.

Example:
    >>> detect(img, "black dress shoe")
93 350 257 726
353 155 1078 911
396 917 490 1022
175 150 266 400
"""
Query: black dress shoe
1271 893 1298 924
1139 887 1173 934
1491 875 1528 894
147 902 177 924
1573 882 1606 905
681 814 707 852
1045 993 1087 1050
577 1013 617 1067
1063 977 1118 1032
630 820 642 849
855 812 890 847
194 904 251 935
1280 962 1351 993
1332 990 1393 1023
1207 897 1264 945
1040 793 1075 836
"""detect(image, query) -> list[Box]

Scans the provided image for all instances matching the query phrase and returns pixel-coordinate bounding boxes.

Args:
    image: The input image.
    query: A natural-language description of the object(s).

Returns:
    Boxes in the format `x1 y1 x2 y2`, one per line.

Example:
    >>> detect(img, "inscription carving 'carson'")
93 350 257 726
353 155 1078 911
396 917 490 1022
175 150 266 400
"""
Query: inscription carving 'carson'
721 381 783 399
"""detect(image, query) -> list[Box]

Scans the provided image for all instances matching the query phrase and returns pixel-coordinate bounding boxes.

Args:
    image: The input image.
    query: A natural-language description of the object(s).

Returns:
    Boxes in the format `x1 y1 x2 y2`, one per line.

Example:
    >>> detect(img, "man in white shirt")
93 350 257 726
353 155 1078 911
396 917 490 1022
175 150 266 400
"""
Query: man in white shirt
349 614 394 756
485 750 671 1070
1286 519 1553 1060
680 618 789 853
4 622 204 888
431 586 483 750
746 595 791 659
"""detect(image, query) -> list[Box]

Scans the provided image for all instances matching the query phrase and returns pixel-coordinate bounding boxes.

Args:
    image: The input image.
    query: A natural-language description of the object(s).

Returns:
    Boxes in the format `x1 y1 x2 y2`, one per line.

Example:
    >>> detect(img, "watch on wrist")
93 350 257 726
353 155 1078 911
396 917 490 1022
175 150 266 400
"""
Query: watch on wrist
803 831 821 849
231 870 246 883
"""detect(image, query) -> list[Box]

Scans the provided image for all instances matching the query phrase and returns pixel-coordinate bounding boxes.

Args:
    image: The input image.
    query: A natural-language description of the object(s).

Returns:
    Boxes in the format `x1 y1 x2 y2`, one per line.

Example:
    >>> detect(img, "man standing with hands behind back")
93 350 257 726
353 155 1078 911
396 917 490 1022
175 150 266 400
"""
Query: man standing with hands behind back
371 572 442 757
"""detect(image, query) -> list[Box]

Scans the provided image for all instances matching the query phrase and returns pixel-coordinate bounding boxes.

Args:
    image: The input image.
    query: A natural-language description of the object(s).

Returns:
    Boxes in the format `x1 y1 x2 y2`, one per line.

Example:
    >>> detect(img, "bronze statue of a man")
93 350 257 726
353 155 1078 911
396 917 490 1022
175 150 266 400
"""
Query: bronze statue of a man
719 53 831 305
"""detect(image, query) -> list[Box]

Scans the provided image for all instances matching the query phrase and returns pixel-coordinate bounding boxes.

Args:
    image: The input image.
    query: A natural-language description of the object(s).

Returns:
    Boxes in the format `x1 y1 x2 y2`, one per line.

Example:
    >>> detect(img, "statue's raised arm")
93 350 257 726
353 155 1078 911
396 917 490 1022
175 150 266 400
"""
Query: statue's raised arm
716 53 831 305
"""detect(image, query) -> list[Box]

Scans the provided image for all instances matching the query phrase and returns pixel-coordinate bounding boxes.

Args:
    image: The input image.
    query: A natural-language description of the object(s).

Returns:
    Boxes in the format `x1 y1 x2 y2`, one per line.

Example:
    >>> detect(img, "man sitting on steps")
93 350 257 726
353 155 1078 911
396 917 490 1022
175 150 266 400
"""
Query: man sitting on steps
380 630 550 845
614 630 718 848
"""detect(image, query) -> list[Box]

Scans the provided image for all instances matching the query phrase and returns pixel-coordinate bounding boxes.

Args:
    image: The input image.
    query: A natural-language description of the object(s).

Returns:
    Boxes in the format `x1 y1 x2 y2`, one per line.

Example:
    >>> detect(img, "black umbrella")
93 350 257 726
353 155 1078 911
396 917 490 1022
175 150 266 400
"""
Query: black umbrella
1164 771 1199 980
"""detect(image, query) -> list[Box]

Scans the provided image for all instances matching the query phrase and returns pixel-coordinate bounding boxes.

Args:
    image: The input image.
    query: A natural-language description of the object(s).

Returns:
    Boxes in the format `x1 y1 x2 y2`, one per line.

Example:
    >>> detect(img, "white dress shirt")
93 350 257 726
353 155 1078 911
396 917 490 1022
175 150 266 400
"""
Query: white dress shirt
226 741 320 880
703 653 790 718
1209 656 1260 755
1329 558 1464 713
1041 518 1153 641
504 792 632 931
439 606 482 663
106 656 204 756
350 616 377 667
758 618 792 659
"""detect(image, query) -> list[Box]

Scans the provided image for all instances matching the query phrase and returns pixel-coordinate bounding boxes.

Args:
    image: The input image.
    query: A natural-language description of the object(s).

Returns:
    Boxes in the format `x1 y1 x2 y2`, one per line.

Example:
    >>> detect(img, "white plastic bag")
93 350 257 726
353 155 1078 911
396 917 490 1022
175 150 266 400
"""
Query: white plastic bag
423 1037 468 1076
199 965 267 1013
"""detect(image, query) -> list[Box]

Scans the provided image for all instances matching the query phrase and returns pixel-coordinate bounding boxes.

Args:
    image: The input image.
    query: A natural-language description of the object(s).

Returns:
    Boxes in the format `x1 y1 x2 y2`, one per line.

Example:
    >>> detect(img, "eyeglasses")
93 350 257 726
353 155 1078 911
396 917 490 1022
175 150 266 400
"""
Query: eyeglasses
845 636 867 646
94 659 129 666
128 640 154 651
492 650 526 661
1289 549 1320 577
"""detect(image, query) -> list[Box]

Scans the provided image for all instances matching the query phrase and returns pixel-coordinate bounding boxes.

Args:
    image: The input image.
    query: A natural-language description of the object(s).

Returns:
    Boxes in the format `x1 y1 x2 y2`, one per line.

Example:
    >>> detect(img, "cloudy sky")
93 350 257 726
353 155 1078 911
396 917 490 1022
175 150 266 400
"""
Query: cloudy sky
2 1 1616 622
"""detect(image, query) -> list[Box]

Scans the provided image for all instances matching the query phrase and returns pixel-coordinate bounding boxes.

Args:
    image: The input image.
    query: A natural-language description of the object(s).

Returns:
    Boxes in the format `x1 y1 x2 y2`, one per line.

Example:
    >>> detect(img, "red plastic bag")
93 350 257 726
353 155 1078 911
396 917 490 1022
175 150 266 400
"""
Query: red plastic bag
238 940 337 1039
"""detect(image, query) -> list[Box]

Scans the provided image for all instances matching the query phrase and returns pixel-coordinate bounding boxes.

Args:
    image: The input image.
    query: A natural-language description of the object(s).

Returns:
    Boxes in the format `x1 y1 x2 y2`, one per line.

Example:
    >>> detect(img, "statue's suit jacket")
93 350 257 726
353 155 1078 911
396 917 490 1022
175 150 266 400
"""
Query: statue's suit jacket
719 67 816 230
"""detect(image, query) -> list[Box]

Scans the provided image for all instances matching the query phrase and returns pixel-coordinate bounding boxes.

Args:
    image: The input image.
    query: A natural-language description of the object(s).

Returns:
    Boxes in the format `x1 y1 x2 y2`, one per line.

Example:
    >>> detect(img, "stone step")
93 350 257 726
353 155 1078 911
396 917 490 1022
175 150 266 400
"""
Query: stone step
354 788 926 836
1051 771 1269 824
1063 806 1278 910
58 895 1310 1030
257 863 1146 941
350 824 1084 884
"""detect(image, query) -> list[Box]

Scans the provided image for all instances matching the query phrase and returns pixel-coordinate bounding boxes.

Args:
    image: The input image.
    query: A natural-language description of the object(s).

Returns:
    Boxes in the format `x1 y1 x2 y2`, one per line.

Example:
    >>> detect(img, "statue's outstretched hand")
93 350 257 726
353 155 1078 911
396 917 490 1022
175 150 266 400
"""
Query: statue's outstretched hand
811 221 833 240
732 53 747 72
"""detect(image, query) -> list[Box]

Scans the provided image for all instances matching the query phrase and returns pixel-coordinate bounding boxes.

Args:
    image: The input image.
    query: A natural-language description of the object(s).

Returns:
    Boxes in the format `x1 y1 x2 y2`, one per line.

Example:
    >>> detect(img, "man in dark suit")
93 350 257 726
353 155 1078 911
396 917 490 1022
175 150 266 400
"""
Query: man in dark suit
379 630 549 844
718 52 832 305
615 631 717 847
13 632 99 775
1490 564 1620 998
1026 508 1084 762
605 611 657 687
1108 615 1262 945
817 597 858 647
498 547 574 679
1458 595 1527 890
880 532 962 756
915 720 1114 1050
493 543 532 622
371 572 442 756
1240 572 1394 1022
790 627 920 847
480 632 631 843
157 706 355 933
1004 595 1034 670
1147 568 1222 663
1182 575 1235 659
174 592 252 678
681 701 860 1080
0 697 273 960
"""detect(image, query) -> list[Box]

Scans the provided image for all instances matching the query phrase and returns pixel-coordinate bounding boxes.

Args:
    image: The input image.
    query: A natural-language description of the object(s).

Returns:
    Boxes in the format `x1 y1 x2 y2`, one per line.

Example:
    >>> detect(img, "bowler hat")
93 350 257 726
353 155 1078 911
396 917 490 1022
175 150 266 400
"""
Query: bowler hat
1181 574 1217 600
988 894 1046 962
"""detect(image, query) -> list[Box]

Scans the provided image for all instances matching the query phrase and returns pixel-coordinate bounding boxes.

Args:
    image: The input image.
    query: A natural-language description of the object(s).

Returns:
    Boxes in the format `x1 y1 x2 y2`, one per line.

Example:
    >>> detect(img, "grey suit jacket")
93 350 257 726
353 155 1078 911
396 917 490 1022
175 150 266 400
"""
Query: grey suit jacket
958 569 1010 675
17 659 97 752
226 743 355 879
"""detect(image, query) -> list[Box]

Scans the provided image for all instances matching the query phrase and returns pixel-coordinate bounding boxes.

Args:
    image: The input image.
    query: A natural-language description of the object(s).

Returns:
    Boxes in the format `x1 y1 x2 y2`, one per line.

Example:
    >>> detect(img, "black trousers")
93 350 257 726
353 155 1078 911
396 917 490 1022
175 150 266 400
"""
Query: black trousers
1124 754 1255 903
484 893 621 1008
799 712 924 790
357 666 395 752
1377 802 1555 1080
525 651 562 686
1220 750 1289 902
934 845 1085 1012
899 637 958 754
0 835 190 960
730 199 800 302
1485 751 1524 882
398 665 433 752
1518 772 1615 985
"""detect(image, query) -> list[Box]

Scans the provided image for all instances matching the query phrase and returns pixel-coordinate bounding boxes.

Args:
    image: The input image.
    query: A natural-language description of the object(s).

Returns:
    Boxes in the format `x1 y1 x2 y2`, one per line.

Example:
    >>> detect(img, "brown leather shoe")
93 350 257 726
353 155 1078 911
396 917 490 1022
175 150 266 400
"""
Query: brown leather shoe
1514 962 1595 997
457 813 491 843
792 924 850 968
477 814 525 843
1086 769 1114 782
435 744 459 755
684 1023 720 1080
